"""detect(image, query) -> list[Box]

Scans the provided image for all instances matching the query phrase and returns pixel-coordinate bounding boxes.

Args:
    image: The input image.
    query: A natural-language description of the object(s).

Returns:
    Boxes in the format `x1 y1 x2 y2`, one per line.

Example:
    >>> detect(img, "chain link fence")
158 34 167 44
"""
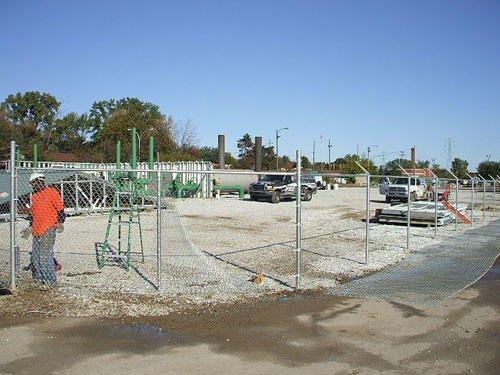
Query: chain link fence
1 143 499 301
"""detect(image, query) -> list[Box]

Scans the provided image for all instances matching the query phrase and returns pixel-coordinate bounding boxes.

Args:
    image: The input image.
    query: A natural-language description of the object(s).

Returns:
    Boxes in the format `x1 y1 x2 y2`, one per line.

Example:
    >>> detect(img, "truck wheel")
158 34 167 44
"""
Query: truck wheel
250 194 257 201
385 196 391 203
271 192 281 204
410 192 417 202
302 190 313 201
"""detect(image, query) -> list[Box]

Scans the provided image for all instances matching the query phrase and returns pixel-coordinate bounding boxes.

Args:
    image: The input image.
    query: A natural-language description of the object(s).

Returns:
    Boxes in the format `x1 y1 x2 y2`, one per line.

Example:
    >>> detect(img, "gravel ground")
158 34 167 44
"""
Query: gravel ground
0 186 497 317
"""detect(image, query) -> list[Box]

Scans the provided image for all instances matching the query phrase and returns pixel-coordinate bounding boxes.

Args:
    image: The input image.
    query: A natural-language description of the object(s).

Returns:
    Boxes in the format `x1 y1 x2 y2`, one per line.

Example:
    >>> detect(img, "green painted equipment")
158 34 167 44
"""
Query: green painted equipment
175 180 202 198
33 143 38 167
213 184 245 199
97 172 146 271
161 173 203 198
97 129 154 271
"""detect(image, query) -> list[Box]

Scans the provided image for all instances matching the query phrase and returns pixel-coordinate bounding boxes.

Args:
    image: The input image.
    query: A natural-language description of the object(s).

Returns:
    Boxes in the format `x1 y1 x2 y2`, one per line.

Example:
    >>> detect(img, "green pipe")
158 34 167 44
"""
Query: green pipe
116 140 121 169
15 147 20 167
33 143 38 168
174 182 200 198
213 185 245 199
131 127 137 177
148 136 154 170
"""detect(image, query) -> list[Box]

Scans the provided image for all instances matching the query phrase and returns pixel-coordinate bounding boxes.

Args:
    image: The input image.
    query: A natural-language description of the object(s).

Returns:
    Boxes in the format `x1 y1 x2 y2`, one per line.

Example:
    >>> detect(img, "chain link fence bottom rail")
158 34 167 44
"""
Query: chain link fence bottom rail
332 219 500 306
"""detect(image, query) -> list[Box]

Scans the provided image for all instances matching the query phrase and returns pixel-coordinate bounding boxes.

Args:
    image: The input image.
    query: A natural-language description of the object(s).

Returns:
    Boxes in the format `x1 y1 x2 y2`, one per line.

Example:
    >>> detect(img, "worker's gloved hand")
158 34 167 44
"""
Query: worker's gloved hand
21 227 31 239
57 224 64 233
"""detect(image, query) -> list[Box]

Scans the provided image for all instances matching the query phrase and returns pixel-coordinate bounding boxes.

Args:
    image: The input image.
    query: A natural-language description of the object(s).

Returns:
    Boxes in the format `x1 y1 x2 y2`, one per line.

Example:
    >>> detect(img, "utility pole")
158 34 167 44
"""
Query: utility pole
320 135 324 170
312 141 316 170
328 139 332 168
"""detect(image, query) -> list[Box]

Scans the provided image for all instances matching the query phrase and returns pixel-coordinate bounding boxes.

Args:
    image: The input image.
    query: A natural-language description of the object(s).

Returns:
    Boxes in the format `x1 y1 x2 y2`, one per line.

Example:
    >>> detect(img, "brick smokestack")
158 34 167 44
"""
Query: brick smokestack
255 136 262 172
411 146 416 172
218 134 225 169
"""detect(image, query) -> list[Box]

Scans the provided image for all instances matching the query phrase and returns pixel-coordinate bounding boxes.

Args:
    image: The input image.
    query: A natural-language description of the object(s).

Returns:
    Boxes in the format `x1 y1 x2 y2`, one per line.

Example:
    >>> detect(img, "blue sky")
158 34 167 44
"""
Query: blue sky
1 0 499 168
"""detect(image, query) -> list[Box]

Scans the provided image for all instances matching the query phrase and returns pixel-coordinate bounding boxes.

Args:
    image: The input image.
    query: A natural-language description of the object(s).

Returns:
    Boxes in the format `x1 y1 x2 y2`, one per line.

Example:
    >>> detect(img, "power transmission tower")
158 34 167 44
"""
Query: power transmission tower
445 138 453 170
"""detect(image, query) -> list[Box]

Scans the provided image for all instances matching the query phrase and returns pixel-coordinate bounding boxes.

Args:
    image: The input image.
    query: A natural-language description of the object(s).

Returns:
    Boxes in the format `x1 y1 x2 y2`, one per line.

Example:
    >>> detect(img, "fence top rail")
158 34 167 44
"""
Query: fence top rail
369 174 414 179
315 172 370 178
14 166 298 176
9 160 213 166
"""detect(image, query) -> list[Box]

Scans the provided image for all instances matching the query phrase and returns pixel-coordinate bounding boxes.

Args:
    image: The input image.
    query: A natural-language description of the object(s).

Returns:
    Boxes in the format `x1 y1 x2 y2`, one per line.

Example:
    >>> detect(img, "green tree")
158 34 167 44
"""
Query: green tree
451 158 469 179
1 91 61 150
335 154 377 175
382 158 412 176
261 145 275 170
301 155 311 169
199 146 219 163
52 112 92 153
90 98 175 162
236 133 254 169
477 161 500 178
280 155 293 170
199 146 236 166
417 160 430 168
0 110 16 158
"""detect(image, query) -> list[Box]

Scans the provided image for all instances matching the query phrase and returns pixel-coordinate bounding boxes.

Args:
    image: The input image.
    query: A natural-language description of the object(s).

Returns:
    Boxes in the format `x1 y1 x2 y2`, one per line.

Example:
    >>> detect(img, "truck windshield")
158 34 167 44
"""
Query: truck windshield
393 177 409 185
259 175 284 181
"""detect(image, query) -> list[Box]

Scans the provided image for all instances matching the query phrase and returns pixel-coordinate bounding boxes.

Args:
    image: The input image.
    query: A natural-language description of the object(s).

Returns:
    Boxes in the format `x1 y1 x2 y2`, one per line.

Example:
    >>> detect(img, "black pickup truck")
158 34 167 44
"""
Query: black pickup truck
249 175 316 203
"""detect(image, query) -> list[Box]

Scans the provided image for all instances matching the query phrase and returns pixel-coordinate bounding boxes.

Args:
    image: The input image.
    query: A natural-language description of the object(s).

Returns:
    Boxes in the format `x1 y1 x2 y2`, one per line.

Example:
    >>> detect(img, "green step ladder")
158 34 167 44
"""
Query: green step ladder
97 174 146 271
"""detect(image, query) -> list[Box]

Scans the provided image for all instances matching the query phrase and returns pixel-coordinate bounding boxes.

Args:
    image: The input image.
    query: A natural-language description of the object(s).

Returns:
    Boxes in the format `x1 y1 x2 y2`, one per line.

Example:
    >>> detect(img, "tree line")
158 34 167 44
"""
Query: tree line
1 91 498 177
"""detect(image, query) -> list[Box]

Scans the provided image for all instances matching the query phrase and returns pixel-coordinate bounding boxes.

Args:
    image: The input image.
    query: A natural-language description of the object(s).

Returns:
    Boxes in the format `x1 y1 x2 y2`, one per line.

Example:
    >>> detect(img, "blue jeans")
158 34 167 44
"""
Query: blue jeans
32 229 57 285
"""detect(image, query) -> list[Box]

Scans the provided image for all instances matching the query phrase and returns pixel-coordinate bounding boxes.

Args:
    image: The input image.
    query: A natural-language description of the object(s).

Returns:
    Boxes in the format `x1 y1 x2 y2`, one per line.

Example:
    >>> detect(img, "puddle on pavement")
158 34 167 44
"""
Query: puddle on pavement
92 321 178 344
276 293 305 303
477 257 500 282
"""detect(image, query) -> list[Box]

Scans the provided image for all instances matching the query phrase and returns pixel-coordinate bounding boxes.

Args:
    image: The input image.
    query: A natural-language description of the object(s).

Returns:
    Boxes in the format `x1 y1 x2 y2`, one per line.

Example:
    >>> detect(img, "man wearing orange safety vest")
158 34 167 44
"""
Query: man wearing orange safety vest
21 172 65 285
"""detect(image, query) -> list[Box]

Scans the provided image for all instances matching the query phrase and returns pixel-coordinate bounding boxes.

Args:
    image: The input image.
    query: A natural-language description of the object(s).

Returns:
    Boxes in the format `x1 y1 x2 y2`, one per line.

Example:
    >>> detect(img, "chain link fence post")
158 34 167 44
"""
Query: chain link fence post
156 164 162 292
446 169 459 231
407 176 411 249
434 177 438 238
478 174 486 223
295 150 302 289
488 175 496 219
455 178 459 230
9 141 17 290
365 172 370 264
467 173 474 227
355 161 370 265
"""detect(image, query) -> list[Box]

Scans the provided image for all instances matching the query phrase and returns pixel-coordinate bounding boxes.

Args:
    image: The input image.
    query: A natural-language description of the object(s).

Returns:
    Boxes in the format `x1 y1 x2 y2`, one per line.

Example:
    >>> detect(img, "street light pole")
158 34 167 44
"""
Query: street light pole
275 127 289 170
367 145 378 164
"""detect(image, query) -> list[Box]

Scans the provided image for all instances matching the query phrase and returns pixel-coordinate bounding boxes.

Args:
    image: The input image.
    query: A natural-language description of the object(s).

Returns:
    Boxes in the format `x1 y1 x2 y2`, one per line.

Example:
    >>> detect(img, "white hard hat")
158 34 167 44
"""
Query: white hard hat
29 172 45 182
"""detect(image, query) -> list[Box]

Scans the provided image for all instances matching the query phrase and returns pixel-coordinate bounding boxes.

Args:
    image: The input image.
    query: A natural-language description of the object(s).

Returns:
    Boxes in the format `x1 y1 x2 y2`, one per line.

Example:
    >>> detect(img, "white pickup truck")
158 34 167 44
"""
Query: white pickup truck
379 177 392 195
385 177 428 202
